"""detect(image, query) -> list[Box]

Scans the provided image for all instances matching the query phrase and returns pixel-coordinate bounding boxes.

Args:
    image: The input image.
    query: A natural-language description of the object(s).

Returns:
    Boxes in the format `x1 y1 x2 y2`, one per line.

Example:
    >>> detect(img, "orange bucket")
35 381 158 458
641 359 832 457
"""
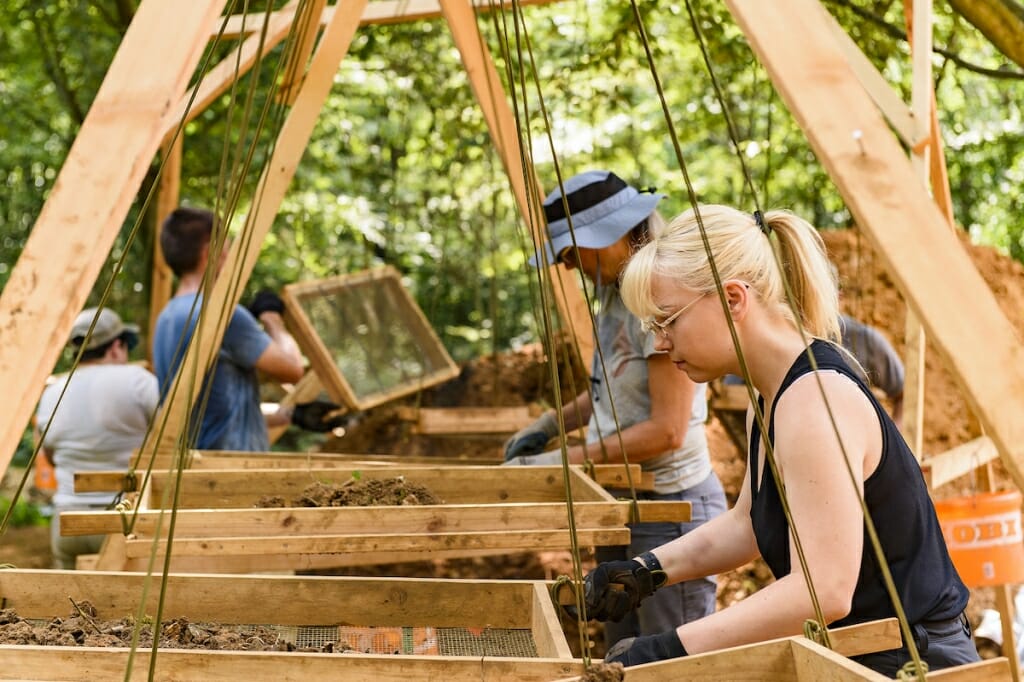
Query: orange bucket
935 490 1024 587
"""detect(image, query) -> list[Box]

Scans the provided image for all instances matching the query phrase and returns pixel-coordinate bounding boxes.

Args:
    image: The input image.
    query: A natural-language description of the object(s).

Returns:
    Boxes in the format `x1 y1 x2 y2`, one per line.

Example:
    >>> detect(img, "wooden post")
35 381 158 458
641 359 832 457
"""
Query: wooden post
145 0 369 455
267 370 323 444
723 0 1024 491
438 0 594 365
148 135 181 361
0 0 227 478
901 0 933 457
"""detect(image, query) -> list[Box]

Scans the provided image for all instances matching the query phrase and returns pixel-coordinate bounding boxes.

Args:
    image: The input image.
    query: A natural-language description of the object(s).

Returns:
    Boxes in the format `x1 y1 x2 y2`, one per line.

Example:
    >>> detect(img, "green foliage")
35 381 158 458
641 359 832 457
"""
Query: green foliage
0 0 1022 365
0 496 48 528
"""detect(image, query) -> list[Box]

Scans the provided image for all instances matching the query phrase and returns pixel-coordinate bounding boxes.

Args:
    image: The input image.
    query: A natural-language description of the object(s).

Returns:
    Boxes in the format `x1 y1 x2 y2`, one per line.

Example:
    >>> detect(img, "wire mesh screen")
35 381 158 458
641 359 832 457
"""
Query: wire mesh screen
286 268 458 409
25 620 538 657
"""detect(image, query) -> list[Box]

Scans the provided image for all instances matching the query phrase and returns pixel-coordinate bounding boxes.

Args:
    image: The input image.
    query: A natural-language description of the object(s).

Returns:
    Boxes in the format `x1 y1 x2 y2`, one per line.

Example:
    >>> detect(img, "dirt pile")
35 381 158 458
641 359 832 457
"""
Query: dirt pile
256 477 442 508
0 601 338 652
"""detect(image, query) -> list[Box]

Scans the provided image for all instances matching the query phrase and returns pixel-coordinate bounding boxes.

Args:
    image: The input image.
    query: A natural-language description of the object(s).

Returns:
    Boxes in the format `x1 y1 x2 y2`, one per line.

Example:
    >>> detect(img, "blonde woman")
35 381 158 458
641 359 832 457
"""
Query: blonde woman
587 205 977 675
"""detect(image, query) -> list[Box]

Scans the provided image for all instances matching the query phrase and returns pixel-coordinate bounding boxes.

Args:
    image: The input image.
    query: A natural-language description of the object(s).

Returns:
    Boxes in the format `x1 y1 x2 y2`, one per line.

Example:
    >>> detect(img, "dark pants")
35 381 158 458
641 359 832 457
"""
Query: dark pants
597 472 727 647
852 612 981 677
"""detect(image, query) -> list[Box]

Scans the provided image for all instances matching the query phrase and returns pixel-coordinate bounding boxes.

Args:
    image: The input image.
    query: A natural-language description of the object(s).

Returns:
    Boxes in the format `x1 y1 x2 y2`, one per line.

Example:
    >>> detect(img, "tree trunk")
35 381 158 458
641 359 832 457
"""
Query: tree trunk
947 0 1024 70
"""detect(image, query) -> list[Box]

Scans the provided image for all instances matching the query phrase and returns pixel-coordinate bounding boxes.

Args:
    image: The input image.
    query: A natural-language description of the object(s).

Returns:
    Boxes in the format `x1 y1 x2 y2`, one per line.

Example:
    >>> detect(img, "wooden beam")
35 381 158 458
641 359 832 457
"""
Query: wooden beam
216 0 561 38
724 0 1024 491
920 436 998 489
146 0 369 455
161 7 297 143
122 527 631 558
438 0 594 366
60 500 690 537
901 0 935 458
267 370 324 444
0 648 582 682
75 460 657 493
924 659 1012 680
821 7 921 147
148 135 181 361
789 639 890 681
276 0 327 106
397 406 535 434
0 0 227 478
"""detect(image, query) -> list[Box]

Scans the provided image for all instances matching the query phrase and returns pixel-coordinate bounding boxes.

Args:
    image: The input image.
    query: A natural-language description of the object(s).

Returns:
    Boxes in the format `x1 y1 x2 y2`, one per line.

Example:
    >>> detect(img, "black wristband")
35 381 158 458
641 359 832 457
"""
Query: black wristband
637 551 667 590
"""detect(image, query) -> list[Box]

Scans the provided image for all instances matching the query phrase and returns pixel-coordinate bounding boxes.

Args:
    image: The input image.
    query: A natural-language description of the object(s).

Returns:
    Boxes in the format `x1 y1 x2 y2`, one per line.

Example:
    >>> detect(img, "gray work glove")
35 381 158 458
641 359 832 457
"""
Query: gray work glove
503 412 559 461
500 450 562 466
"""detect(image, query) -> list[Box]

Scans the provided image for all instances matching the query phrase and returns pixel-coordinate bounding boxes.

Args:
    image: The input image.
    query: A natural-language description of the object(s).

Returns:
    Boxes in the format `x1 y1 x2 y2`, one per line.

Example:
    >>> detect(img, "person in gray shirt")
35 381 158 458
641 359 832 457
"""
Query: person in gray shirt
504 170 726 649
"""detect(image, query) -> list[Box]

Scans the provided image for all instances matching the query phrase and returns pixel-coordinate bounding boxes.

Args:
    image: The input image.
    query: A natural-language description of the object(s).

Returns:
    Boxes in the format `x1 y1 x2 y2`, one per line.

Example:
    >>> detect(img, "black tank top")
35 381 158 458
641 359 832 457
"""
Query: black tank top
748 340 968 627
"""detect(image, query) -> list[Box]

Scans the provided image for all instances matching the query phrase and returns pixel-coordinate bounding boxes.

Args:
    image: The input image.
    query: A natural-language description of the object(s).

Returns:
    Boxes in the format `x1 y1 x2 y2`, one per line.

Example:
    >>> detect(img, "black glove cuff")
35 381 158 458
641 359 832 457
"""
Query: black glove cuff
638 551 668 590
654 629 688 659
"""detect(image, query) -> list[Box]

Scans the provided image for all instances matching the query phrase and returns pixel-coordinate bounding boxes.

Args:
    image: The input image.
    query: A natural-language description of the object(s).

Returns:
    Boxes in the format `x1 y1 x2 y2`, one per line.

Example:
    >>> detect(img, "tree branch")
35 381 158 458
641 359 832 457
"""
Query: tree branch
29 9 86 125
825 0 1024 80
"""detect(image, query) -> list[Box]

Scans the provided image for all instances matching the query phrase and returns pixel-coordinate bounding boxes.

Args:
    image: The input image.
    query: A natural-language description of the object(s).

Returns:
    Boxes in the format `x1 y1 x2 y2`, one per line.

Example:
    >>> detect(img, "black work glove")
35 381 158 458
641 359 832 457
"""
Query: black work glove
503 412 559 461
604 630 688 667
292 400 347 432
583 559 665 622
247 289 285 319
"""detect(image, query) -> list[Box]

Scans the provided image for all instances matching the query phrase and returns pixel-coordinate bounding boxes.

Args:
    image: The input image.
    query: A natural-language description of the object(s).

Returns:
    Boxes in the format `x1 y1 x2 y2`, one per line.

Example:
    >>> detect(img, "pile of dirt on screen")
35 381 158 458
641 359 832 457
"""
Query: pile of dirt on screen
256 477 442 508
0 601 343 652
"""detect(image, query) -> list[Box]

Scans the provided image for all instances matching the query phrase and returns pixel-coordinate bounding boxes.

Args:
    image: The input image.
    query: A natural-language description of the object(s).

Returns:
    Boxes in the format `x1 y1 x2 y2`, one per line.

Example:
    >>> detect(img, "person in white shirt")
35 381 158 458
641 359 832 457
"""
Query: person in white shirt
36 307 158 569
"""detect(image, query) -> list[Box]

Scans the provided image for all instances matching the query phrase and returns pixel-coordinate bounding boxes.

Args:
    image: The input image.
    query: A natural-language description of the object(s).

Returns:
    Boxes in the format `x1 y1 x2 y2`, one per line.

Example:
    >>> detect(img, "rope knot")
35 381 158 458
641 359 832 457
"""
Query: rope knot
896 660 929 680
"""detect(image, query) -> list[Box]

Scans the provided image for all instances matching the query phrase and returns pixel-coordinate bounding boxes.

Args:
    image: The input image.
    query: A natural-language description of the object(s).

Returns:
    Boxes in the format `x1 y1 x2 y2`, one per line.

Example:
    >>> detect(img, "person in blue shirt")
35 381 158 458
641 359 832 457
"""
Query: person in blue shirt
153 206 337 450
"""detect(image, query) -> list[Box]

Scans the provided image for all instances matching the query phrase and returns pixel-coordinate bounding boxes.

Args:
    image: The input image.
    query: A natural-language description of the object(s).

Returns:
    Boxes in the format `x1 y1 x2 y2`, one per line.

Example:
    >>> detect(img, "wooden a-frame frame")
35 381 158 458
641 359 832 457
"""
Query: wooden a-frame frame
0 0 592 474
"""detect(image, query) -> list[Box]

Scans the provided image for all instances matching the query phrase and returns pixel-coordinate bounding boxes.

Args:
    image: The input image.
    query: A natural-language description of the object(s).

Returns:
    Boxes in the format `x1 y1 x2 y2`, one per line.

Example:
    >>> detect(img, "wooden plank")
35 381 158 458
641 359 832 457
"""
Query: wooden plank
0 570 543 628
710 381 750 412
820 6 921 147
276 0 327 105
621 638 795 681
116 547 553 573
268 370 325 444
0 648 583 682
148 0 370 455
0 0 227 478
60 500 689 537
162 6 297 141
825 618 901 658
122 527 631 558
531 582 573 659
925 658 1012 680
398 407 534 434
217 0 562 38
147 135 181 362
900 0 935 459
142 465 613 505
724 0 1024 491
75 461 656 493
790 639 890 680
920 436 998 489
438 0 594 366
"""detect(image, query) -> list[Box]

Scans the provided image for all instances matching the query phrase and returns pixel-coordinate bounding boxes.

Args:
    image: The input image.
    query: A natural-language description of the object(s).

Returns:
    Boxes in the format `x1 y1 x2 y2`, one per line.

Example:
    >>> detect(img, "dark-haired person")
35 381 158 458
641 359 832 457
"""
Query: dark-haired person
152 206 309 451
36 308 158 568
503 170 726 649
583 204 977 676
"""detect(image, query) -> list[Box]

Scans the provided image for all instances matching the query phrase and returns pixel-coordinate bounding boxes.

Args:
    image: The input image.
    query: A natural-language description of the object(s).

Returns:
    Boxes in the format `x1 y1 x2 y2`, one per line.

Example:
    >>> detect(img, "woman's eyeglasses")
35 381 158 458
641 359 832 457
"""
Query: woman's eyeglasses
642 293 707 337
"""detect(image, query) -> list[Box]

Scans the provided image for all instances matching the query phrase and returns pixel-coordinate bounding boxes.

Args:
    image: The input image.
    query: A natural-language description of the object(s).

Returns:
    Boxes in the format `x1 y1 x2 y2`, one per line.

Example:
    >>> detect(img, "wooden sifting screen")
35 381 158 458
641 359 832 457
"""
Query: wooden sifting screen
281 266 459 411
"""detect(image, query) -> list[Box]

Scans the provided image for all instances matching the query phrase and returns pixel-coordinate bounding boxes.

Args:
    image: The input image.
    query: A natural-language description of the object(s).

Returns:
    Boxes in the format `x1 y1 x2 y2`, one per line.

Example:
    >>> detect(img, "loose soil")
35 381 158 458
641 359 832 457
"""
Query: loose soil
255 477 442 508
0 600 343 652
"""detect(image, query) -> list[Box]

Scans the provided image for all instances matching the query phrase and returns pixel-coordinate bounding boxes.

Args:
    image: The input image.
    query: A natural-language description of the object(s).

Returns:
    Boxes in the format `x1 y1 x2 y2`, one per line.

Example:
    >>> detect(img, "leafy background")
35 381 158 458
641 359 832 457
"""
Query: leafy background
1 0 1021 367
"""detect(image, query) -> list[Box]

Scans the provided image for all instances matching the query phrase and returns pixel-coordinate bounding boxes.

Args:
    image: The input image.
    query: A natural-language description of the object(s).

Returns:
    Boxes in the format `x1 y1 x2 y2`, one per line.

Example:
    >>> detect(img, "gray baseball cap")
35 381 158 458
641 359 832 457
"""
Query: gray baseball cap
69 307 140 351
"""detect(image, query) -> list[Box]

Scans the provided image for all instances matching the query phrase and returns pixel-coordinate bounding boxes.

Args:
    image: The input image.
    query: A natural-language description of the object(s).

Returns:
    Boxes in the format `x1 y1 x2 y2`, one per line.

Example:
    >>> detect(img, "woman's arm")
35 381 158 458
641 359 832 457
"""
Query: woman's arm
670 372 880 654
565 354 695 464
